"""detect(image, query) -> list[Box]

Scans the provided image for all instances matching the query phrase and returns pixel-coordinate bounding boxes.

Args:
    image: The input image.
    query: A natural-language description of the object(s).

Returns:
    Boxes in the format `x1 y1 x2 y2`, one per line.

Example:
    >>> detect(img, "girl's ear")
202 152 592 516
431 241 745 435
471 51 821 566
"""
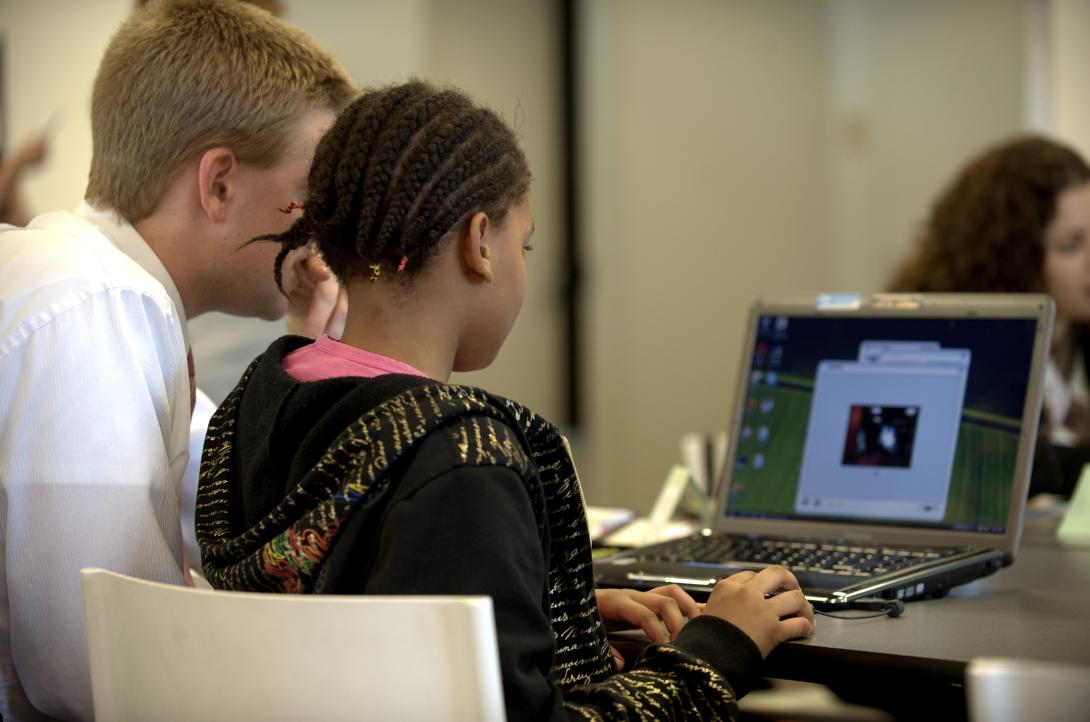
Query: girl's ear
461 211 493 282
196 147 238 223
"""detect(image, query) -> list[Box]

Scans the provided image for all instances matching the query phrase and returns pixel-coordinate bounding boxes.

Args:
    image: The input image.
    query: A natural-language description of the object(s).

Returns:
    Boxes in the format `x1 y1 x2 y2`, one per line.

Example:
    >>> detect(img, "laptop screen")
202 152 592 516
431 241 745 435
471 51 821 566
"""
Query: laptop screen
725 314 1039 534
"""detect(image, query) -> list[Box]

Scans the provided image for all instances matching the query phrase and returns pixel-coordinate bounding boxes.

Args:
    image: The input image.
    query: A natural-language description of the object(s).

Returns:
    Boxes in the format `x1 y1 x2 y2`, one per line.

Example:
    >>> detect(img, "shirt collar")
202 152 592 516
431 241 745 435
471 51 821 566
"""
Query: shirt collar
75 201 190 350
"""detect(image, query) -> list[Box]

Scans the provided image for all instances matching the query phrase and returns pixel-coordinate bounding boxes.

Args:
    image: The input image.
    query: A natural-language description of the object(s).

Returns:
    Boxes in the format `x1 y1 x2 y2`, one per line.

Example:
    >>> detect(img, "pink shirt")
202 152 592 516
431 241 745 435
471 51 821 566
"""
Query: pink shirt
283 335 427 381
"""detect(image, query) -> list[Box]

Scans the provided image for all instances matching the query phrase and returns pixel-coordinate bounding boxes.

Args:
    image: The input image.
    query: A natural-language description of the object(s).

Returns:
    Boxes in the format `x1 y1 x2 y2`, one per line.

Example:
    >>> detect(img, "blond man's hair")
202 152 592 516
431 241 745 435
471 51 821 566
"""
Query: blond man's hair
87 0 355 221
134 0 284 14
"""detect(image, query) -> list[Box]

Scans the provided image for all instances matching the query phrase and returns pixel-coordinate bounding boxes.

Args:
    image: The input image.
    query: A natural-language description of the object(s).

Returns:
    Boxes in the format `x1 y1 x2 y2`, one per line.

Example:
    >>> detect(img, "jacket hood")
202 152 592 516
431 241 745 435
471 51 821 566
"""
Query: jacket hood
229 337 429 531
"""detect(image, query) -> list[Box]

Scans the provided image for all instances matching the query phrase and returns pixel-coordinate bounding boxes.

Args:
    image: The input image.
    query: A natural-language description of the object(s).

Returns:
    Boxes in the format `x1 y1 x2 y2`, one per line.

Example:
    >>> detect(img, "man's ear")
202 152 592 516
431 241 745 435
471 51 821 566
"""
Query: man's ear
461 211 493 282
196 147 238 223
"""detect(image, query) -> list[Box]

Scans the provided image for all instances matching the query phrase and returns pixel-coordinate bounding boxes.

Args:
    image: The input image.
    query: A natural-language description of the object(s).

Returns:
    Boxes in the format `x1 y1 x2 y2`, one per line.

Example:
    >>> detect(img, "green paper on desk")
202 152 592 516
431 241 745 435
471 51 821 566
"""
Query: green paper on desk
1057 464 1090 545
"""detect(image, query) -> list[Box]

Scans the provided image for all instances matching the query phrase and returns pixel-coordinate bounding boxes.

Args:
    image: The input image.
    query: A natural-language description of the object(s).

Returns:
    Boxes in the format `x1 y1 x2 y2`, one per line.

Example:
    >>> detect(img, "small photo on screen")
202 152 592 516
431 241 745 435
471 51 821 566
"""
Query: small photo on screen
841 404 919 469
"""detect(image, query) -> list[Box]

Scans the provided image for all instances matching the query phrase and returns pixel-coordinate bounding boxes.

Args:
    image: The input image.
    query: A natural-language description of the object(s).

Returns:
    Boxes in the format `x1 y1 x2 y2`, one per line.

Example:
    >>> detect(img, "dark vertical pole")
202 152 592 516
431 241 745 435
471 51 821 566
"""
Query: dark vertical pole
560 0 582 427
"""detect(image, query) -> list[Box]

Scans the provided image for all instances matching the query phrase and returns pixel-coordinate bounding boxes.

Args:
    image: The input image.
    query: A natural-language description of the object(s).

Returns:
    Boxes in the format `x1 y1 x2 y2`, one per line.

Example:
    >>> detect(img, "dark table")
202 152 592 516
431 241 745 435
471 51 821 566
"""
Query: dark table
763 513 1090 719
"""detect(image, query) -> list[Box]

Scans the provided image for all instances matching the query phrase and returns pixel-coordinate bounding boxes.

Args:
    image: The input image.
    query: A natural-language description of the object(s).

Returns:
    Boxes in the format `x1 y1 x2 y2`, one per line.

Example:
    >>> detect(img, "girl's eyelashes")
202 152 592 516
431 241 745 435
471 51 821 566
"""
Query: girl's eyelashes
522 244 534 253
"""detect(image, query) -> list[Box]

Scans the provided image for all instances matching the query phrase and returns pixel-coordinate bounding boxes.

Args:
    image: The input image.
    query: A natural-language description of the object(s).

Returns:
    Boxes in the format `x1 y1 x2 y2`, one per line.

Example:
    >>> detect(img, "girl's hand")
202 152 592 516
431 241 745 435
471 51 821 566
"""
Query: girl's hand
596 585 705 669
596 585 703 642
281 248 347 340
702 565 815 659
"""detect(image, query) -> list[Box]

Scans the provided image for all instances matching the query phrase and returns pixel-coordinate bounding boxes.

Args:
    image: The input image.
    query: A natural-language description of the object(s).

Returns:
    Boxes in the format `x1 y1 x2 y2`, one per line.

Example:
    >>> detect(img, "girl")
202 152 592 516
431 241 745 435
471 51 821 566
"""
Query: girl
196 80 813 721
889 135 1090 497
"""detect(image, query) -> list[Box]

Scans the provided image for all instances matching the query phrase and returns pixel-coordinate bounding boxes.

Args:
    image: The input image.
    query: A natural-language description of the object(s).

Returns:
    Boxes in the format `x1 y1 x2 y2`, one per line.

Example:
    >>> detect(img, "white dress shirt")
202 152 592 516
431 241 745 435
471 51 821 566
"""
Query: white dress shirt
180 388 215 580
1043 351 1090 446
0 203 190 721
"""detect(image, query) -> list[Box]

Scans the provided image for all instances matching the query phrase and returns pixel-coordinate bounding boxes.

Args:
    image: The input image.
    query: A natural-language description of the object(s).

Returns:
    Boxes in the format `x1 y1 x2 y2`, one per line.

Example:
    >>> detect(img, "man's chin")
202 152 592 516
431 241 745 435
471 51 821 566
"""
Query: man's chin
246 296 290 323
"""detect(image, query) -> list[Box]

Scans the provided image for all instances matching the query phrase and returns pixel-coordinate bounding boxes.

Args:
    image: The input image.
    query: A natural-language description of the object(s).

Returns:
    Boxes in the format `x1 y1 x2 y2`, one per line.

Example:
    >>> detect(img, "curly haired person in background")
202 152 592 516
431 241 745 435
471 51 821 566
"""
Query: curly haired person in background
889 135 1090 498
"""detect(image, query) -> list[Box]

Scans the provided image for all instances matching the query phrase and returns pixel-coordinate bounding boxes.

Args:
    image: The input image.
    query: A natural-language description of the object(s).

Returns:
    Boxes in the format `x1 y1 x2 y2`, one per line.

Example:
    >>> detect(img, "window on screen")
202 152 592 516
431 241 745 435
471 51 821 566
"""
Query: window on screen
794 343 970 523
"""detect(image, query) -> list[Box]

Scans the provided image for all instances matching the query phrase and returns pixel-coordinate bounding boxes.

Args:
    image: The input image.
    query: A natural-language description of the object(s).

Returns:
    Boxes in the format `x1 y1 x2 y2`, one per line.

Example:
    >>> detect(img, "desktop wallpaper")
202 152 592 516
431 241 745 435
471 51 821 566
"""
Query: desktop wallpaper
727 316 1039 533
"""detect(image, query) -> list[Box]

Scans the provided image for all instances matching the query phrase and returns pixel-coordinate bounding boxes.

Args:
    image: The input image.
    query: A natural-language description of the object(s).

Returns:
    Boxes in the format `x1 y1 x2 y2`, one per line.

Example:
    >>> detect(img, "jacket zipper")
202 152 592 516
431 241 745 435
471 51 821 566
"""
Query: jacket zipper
560 435 590 534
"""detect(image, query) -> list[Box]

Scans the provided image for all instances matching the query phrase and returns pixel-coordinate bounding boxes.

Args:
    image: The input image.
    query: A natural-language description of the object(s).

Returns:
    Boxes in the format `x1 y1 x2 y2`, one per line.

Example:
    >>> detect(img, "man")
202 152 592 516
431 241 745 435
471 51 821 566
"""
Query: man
0 1 354 719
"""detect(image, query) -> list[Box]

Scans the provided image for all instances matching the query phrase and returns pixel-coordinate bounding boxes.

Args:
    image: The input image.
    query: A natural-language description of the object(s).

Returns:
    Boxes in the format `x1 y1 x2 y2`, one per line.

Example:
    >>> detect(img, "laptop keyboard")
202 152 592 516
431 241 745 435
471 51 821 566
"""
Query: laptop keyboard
632 535 963 578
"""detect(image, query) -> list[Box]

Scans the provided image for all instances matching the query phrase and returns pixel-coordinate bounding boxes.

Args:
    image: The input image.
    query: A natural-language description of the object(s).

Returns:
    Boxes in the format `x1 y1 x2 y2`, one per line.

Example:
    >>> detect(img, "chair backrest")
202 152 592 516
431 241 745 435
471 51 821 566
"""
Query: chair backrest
966 657 1090 722
80 568 506 722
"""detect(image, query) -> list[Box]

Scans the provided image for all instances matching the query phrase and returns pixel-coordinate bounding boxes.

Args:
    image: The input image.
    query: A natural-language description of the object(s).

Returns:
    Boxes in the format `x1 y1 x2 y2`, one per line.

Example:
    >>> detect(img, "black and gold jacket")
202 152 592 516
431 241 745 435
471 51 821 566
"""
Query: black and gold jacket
196 336 761 721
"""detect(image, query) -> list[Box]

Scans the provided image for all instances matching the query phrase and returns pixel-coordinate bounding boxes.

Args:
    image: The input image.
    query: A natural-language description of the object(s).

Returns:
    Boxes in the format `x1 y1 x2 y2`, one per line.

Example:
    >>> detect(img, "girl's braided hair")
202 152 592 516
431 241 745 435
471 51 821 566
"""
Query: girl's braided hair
257 79 531 291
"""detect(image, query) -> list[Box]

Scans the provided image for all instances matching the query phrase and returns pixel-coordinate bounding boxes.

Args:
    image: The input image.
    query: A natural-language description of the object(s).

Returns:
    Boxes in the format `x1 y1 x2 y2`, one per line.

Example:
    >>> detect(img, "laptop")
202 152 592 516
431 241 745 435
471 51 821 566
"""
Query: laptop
594 293 1054 608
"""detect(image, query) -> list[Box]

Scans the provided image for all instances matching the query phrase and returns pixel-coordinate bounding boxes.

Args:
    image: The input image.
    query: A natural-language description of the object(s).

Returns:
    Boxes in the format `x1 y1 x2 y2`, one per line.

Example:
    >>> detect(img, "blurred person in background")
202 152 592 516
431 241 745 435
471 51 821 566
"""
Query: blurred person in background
0 133 48 225
889 135 1090 499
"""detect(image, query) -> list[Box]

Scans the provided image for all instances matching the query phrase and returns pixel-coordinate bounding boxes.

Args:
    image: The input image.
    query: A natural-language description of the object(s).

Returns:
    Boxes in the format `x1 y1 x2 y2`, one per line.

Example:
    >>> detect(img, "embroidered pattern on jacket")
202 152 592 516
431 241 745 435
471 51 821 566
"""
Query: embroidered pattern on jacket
195 356 741 719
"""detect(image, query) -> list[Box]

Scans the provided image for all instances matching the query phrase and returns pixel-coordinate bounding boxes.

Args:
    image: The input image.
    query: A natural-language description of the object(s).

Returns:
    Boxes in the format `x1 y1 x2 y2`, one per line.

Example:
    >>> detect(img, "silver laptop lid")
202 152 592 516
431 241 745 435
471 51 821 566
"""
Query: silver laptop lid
716 293 1053 556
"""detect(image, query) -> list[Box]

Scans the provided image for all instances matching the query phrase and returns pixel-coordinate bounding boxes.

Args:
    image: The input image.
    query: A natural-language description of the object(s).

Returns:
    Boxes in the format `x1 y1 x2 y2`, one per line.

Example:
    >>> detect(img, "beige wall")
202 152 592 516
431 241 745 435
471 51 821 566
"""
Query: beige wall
1051 0 1090 160
578 0 1032 511
0 0 130 213
579 0 833 509
825 0 1027 295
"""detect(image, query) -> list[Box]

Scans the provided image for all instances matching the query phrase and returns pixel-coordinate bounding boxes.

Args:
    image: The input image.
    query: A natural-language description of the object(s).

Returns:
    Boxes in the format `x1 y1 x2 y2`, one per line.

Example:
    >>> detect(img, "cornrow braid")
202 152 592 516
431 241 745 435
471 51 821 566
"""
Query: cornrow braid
368 109 484 258
250 83 426 292
252 221 309 294
253 79 529 290
355 94 475 260
318 86 421 251
407 133 524 252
